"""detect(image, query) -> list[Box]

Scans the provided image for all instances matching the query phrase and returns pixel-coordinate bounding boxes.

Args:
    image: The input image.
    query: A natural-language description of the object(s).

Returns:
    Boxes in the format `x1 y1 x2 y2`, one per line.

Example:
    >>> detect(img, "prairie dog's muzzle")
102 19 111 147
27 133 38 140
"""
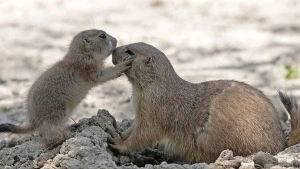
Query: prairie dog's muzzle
112 46 124 65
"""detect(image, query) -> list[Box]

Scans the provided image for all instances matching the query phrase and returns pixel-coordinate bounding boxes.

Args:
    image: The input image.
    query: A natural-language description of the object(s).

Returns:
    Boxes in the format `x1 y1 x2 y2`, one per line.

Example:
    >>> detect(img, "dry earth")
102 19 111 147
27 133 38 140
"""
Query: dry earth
0 0 300 168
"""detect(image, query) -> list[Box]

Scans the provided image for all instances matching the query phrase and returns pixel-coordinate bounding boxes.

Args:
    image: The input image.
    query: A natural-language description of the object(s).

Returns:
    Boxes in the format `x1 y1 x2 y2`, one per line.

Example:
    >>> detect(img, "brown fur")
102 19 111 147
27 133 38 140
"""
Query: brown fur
108 42 299 163
0 29 133 149
278 91 300 147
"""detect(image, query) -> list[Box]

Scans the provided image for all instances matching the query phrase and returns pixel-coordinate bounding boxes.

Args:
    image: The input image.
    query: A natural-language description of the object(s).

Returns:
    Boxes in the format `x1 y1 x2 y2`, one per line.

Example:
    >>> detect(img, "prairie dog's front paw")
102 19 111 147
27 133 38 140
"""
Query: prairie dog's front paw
106 127 127 154
115 56 134 73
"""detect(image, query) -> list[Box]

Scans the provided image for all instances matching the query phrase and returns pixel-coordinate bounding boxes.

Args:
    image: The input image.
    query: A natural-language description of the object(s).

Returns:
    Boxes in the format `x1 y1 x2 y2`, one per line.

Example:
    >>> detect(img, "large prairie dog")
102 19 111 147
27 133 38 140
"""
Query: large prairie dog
0 29 133 149
108 42 300 163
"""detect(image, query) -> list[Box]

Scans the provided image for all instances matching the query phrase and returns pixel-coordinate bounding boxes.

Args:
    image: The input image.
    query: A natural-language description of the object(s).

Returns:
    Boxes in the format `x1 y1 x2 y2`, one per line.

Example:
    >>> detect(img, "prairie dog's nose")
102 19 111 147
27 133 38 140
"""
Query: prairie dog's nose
111 37 117 48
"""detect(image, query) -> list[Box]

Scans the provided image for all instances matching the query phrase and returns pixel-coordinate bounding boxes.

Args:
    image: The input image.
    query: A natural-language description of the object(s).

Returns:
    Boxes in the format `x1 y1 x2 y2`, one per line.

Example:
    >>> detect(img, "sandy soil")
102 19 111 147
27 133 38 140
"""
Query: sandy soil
0 0 300 140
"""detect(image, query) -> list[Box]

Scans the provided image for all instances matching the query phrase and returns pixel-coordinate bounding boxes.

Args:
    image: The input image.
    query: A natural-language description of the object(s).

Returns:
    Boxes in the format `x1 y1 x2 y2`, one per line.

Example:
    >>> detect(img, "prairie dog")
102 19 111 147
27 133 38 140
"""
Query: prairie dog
108 42 300 163
0 29 133 149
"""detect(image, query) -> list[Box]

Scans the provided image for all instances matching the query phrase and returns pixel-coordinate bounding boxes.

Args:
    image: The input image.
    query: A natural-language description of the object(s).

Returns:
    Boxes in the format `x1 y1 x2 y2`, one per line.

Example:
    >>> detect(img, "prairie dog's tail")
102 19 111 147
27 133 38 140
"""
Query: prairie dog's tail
0 123 32 134
278 90 300 146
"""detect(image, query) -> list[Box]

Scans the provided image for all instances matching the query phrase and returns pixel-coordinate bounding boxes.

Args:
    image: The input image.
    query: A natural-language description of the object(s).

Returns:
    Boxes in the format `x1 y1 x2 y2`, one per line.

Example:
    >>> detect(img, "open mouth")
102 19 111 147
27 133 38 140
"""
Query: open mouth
109 48 115 54
111 45 117 52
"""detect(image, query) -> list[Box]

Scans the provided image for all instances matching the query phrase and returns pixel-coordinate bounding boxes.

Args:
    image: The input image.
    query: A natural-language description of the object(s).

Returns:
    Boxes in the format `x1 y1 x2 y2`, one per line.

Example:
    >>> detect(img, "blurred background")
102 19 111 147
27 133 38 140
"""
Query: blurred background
0 0 299 140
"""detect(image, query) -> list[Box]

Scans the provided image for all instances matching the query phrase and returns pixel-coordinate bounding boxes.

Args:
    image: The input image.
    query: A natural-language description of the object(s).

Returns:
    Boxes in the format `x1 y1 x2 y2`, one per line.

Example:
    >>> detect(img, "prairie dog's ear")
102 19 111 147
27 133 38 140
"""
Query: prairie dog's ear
145 56 152 65
83 37 91 44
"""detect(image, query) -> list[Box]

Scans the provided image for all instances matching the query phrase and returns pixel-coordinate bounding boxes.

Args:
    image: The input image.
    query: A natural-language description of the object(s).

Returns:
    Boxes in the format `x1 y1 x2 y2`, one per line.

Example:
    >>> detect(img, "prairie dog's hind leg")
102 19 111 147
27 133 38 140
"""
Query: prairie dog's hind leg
41 124 71 149
41 122 71 149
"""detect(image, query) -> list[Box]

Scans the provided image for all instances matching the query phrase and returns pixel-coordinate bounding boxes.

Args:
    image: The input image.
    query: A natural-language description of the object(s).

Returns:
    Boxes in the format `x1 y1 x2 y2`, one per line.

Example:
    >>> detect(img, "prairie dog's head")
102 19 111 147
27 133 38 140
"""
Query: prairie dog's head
112 42 176 87
68 29 117 61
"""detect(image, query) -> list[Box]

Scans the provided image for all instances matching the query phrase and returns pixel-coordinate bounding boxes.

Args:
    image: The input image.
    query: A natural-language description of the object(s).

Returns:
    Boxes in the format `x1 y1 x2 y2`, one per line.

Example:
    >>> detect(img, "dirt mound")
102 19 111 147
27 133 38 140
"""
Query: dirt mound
0 109 299 169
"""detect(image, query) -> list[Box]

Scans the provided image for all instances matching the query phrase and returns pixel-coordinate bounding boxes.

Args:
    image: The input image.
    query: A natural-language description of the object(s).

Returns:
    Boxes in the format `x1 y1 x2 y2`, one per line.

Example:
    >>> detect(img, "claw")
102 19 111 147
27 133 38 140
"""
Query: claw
106 126 125 155
106 127 118 138
107 135 116 144
108 144 121 154
123 55 135 61
46 142 62 150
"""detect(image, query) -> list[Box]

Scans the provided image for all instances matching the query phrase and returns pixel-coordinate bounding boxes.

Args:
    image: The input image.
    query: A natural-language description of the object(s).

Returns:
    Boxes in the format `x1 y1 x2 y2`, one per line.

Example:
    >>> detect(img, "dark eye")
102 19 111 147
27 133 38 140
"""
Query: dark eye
125 50 135 56
99 33 106 39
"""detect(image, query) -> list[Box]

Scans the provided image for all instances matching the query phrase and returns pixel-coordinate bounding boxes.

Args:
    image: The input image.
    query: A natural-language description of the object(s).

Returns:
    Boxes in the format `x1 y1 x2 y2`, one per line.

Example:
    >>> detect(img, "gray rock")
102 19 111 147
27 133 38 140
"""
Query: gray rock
253 152 279 169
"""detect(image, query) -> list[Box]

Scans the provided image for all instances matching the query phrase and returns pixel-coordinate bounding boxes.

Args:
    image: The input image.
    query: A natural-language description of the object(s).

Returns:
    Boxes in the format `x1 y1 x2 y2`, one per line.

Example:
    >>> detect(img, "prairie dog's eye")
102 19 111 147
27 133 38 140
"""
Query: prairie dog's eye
99 33 107 39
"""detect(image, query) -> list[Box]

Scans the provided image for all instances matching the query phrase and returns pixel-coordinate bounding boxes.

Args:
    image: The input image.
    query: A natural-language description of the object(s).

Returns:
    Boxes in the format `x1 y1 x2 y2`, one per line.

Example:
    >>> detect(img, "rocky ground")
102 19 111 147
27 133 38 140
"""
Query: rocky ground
0 0 300 168
0 109 300 169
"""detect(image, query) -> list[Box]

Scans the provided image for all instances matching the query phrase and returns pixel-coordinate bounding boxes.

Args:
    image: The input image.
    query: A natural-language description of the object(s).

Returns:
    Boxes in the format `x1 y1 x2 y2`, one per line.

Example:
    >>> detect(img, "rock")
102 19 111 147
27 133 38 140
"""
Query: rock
215 150 241 169
216 149 234 162
292 160 300 168
253 152 279 169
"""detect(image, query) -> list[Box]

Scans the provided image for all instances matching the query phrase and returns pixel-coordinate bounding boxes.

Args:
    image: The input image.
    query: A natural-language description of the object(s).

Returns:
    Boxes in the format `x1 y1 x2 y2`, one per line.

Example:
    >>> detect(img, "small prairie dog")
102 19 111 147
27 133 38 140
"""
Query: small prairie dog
0 29 133 149
108 42 300 163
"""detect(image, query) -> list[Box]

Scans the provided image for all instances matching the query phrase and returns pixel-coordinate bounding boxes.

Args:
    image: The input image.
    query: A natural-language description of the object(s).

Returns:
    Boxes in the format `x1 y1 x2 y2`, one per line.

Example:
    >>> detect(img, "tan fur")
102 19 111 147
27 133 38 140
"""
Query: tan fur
0 29 133 149
108 42 299 163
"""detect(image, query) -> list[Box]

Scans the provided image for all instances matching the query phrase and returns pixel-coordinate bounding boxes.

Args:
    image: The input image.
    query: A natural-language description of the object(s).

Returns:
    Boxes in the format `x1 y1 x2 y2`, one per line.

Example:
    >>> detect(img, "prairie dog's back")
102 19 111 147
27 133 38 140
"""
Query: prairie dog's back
190 80 285 162
27 61 90 122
